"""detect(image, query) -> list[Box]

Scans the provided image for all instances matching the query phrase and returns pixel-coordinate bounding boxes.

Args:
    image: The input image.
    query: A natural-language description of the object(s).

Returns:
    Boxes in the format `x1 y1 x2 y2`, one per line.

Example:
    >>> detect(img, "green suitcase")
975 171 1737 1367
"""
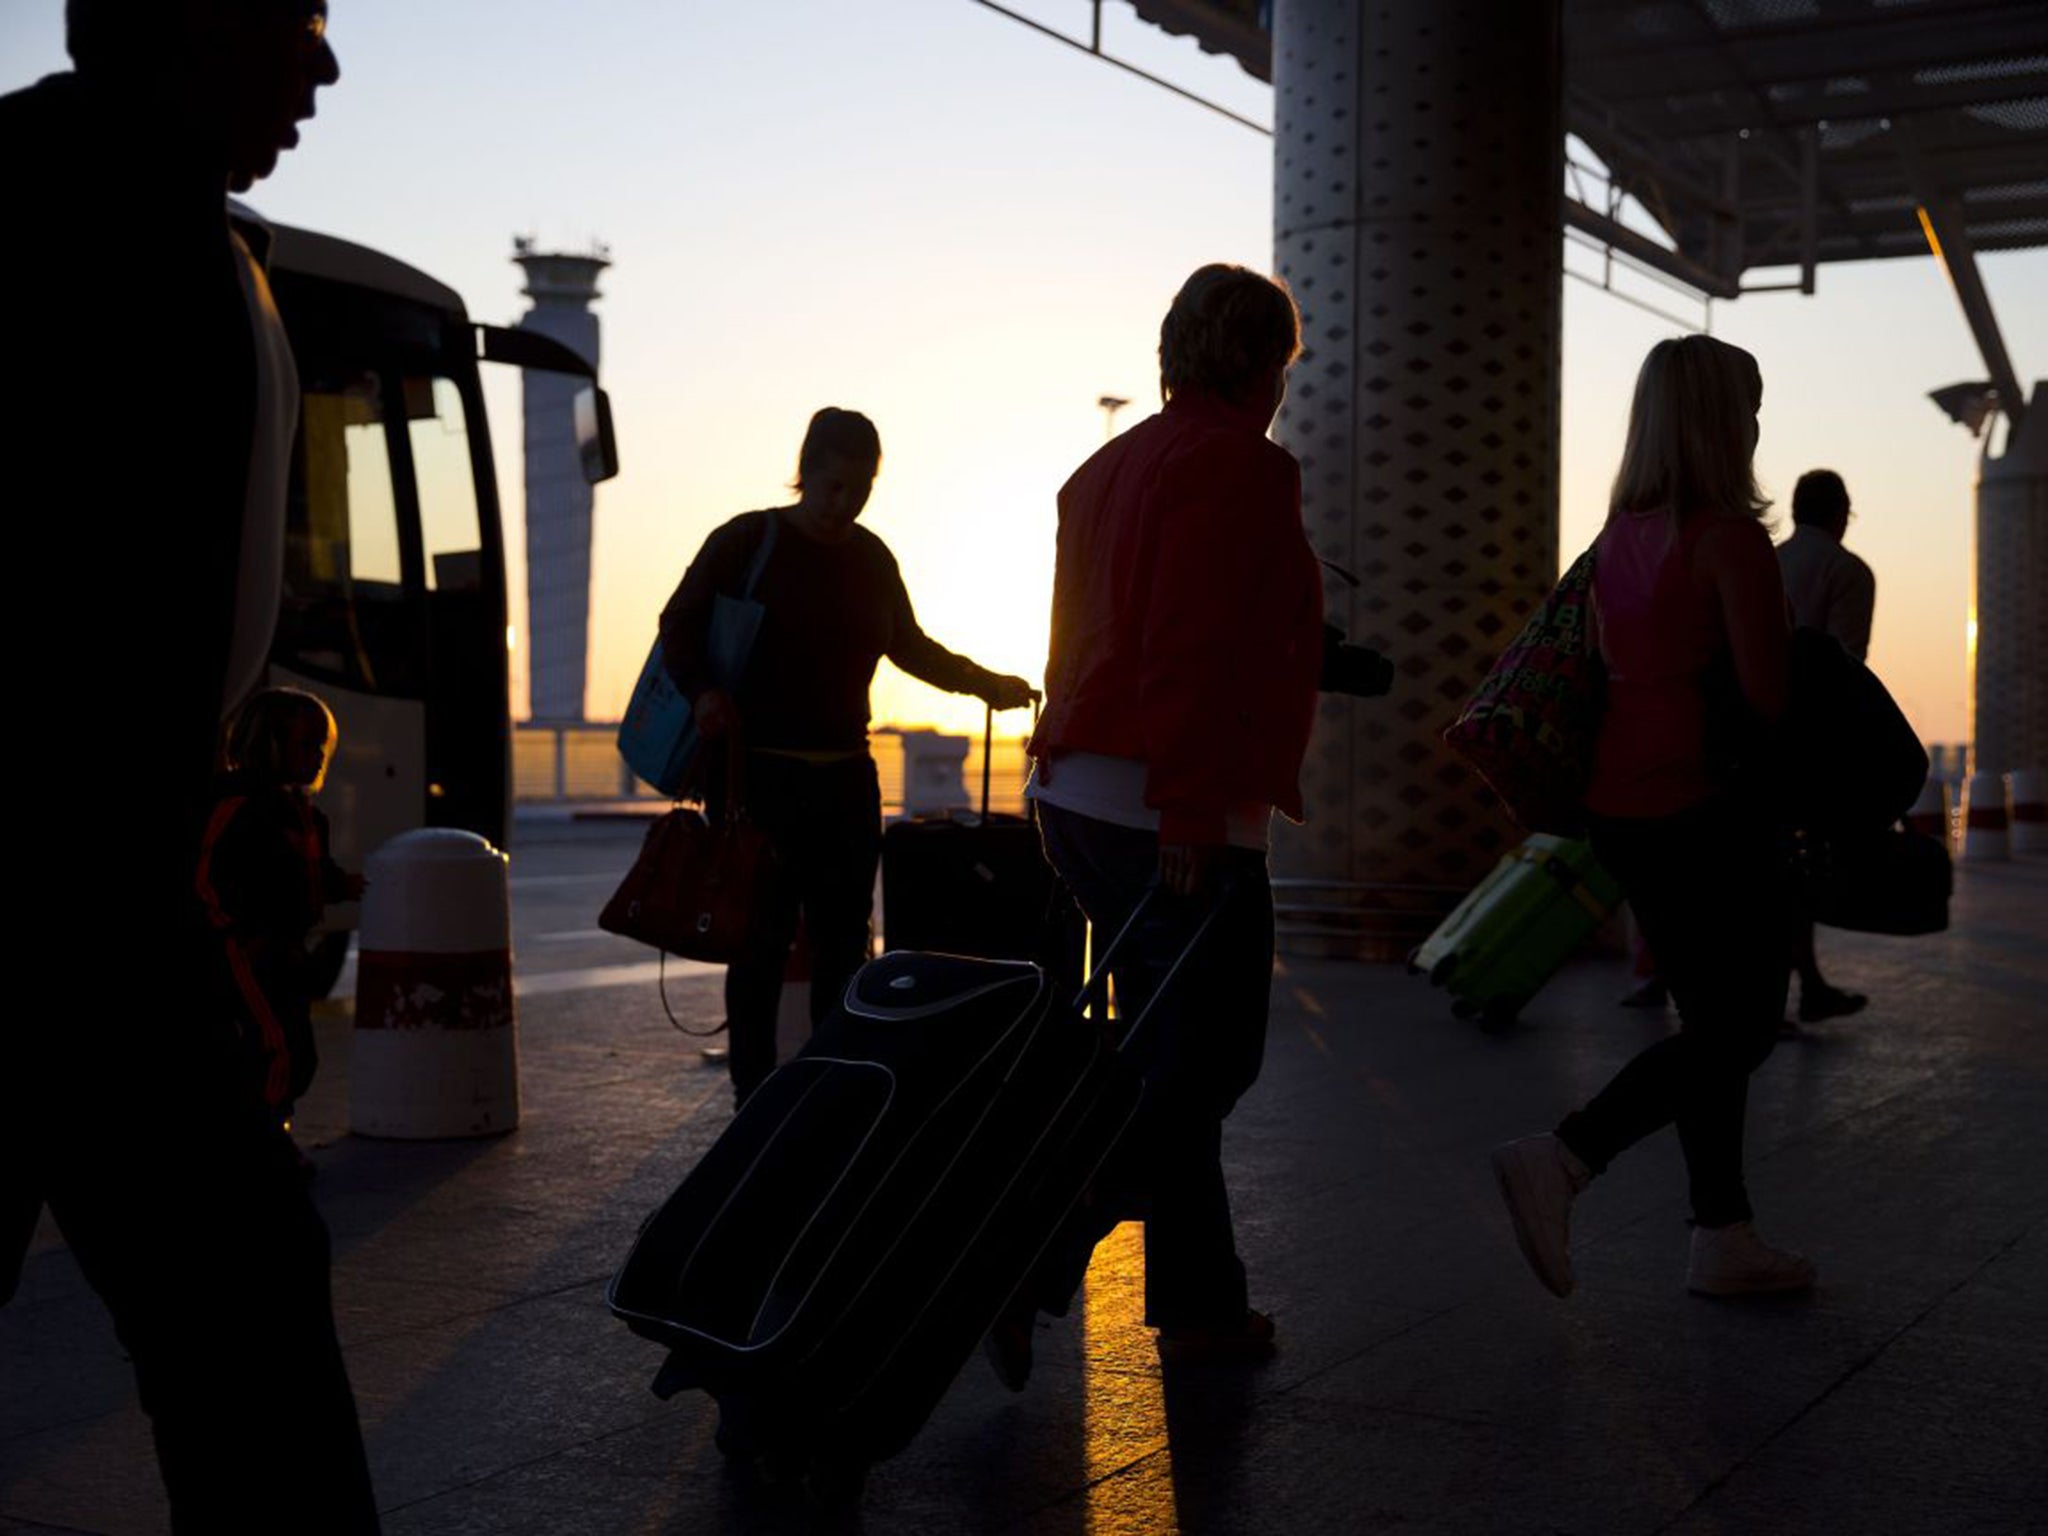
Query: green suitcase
1410 835 1622 1029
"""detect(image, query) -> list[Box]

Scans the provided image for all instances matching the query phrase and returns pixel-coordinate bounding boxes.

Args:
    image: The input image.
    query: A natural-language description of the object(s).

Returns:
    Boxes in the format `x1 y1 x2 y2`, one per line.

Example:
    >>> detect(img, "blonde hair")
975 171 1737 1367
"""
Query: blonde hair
225 687 337 792
1159 264 1302 404
1609 335 1770 524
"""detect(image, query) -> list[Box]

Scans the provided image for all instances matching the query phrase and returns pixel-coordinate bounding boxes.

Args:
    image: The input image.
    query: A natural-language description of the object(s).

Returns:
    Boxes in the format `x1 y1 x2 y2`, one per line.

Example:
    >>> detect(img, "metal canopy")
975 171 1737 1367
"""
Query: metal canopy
1126 0 2048 290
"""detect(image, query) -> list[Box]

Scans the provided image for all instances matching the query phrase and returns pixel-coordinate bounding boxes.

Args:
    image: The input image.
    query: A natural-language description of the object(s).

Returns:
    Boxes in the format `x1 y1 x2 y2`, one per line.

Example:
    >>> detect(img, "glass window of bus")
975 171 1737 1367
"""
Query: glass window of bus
403 376 484 592
281 371 409 691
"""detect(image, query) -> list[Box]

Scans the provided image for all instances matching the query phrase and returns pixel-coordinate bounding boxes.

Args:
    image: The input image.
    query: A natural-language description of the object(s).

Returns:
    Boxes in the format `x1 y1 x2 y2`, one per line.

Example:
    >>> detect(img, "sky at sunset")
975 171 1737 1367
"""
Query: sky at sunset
6 0 2041 747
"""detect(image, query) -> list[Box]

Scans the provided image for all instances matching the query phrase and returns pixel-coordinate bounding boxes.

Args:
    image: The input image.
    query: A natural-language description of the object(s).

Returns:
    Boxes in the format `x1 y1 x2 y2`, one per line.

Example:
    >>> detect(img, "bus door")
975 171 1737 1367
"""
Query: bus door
276 363 431 886
390 366 509 848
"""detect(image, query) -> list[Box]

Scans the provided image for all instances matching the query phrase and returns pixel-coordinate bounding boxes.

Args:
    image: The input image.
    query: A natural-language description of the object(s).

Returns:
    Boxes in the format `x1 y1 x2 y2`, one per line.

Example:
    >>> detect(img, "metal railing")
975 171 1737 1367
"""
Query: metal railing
512 723 1033 818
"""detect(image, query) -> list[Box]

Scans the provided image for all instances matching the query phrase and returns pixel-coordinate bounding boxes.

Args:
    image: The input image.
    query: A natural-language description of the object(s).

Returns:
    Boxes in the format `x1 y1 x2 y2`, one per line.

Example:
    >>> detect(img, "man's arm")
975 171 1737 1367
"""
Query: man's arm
1826 555 1876 662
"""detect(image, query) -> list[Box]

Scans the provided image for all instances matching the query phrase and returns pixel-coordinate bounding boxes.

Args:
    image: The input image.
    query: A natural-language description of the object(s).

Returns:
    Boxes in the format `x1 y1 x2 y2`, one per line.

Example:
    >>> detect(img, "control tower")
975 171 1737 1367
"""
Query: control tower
514 238 609 724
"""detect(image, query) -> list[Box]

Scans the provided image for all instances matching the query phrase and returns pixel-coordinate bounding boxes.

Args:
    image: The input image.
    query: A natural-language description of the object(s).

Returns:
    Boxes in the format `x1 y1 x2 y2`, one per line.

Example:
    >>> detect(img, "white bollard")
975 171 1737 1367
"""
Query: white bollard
2009 769 2047 855
351 829 519 1138
1904 778 1953 852
1960 771 2011 863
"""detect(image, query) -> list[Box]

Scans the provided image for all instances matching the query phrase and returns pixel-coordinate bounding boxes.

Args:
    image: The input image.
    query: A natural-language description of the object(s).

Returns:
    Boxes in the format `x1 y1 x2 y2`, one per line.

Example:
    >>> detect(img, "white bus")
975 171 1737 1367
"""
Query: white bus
239 208 617 988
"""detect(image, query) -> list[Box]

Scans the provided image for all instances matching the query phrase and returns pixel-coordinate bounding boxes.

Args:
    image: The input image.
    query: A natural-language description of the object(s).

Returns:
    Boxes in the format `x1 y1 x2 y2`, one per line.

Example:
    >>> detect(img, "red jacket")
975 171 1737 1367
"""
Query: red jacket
1028 391 1325 845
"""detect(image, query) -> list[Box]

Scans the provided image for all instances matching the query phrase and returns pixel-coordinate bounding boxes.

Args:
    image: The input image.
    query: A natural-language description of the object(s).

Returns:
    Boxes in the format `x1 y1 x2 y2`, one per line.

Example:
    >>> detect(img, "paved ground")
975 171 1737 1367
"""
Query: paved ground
4 820 2044 1534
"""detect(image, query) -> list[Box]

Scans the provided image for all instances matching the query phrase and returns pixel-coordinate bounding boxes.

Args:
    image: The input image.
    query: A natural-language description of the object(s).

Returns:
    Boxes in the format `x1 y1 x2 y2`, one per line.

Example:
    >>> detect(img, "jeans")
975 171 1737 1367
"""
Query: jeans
1560 795 1793 1227
1033 802 1275 1329
710 752 881 1101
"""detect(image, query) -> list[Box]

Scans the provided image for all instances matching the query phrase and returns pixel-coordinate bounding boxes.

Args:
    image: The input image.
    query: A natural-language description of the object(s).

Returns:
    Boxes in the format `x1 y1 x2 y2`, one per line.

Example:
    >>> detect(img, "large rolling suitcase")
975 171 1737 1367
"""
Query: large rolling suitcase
607 890 1221 1503
1410 834 1623 1029
882 704 1056 960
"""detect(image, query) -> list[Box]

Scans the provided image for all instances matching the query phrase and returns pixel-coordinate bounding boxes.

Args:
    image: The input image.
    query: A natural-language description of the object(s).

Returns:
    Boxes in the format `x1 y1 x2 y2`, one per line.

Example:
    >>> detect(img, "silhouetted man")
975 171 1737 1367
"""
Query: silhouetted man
0 3 379 1529
1778 469 1875 1024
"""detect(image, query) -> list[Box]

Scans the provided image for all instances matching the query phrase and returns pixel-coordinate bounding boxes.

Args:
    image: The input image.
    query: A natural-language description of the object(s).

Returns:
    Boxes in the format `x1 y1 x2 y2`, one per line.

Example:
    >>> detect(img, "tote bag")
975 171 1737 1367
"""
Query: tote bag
618 513 778 799
1444 546 1604 836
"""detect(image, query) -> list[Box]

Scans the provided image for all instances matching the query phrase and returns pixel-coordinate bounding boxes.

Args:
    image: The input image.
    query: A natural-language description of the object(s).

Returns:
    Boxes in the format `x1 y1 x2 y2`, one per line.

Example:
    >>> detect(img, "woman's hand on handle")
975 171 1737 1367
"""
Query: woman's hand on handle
694 688 738 739
1158 842 1220 897
982 674 1040 712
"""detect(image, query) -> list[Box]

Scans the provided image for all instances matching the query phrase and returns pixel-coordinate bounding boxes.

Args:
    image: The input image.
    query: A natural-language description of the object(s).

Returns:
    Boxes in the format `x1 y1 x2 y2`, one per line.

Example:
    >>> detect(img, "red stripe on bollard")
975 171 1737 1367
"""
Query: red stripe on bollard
355 949 514 1031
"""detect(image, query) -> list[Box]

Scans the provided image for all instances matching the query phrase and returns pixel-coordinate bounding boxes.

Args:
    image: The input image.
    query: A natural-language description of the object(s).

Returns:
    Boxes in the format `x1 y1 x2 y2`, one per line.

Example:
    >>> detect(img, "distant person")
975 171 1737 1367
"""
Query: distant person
1778 470 1875 662
0 2 380 1529
198 688 366 1164
997 263 1332 1383
658 408 1036 1106
1777 469 1873 1025
1493 335 1815 1301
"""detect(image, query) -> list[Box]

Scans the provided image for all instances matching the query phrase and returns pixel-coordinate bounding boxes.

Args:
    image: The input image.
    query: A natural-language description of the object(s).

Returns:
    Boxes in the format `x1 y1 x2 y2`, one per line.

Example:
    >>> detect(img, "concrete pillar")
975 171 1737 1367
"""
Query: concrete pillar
1970 383 2047 780
1271 0 1564 930
515 244 608 725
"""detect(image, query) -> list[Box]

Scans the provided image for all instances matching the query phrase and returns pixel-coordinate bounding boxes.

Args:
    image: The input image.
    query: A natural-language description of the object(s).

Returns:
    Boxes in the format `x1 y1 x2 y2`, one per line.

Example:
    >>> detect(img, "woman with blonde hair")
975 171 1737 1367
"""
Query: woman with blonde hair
1493 335 1813 1300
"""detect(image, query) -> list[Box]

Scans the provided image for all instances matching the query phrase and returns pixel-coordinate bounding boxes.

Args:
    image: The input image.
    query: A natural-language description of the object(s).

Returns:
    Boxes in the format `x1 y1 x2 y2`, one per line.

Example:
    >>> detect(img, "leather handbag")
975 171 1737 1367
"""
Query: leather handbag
1444 546 1604 836
599 730 777 964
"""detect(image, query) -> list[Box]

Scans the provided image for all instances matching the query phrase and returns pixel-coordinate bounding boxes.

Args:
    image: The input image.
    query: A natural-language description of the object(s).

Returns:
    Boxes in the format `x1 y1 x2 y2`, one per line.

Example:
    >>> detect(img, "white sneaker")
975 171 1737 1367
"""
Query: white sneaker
1491 1133 1591 1298
1686 1221 1817 1296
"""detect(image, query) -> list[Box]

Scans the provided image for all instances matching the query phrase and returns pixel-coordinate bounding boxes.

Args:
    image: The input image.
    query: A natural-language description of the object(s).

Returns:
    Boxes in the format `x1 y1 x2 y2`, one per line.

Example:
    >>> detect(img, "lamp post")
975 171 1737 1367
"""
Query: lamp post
1098 394 1130 442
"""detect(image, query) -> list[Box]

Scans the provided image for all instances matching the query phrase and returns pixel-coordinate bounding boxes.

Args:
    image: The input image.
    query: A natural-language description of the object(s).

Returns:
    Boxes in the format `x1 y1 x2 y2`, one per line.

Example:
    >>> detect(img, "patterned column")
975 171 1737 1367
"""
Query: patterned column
515 246 607 725
1971 385 2048 778
1271 0 1564 933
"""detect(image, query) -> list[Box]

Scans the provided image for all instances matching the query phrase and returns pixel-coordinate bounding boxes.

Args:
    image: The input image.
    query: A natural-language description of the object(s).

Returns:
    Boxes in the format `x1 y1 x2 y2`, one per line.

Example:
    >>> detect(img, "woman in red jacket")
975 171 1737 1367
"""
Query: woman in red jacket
1010 265 1326 1374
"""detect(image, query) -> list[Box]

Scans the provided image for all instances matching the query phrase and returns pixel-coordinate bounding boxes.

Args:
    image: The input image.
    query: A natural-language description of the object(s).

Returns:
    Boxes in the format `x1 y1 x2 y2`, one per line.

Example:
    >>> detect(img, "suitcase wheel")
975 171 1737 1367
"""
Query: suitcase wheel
1452 995 1524 1031
1478 996 1525 1033
1428 954 1457 987
802 1453 869 1512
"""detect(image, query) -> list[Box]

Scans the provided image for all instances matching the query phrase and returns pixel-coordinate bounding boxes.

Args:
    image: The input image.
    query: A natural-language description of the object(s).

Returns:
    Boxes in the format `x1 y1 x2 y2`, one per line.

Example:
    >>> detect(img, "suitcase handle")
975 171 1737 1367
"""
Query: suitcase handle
1067 876 1238 1058
980 697 1040 820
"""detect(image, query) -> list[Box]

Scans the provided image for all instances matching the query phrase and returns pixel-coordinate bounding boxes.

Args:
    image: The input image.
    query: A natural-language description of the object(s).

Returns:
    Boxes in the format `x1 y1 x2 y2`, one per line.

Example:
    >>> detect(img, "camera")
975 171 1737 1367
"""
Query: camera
1321 624 1394 698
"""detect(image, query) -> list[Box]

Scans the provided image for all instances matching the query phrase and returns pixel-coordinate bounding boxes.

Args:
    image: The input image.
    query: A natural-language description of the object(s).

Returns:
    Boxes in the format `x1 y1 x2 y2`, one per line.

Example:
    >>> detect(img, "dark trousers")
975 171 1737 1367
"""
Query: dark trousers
1561 796 1792 1227
712 752 881 1101
9 940 379 1533
1033 803 1274 1330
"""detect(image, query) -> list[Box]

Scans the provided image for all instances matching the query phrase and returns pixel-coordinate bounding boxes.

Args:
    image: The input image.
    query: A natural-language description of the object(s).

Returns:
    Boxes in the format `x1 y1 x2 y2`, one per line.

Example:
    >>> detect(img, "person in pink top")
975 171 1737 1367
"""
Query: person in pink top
1493 335 1817 1300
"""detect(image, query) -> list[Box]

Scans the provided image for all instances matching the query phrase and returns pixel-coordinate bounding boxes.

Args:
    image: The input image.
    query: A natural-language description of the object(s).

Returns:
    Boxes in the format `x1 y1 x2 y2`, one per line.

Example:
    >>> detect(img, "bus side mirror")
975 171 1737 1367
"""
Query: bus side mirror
575 386 619 484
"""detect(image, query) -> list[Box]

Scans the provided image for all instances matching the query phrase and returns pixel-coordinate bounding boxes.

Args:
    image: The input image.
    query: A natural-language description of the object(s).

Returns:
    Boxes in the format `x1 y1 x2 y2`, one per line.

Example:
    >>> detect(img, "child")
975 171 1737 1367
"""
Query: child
196 688 365 1152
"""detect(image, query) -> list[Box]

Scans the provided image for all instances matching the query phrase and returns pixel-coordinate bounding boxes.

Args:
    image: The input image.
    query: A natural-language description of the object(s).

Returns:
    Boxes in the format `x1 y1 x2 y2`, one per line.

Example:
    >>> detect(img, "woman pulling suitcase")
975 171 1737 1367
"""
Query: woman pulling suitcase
1009 263 1328 1376
657 408 1036 1106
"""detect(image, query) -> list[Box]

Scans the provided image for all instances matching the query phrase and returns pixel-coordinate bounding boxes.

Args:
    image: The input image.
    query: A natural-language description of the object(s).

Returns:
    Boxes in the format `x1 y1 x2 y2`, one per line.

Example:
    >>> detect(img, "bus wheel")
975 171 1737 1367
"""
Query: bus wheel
307 931 353 999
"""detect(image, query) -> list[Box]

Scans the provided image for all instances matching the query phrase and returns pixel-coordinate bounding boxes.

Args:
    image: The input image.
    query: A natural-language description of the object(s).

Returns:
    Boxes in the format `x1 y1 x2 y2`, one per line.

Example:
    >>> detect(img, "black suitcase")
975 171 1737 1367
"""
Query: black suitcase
606 889 1222 1499
882 704 1067 966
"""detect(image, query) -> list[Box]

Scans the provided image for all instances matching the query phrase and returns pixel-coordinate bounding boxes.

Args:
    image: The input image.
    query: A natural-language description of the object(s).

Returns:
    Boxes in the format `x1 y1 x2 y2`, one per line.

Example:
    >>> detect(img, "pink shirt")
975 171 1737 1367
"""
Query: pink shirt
1584 510 1771 819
